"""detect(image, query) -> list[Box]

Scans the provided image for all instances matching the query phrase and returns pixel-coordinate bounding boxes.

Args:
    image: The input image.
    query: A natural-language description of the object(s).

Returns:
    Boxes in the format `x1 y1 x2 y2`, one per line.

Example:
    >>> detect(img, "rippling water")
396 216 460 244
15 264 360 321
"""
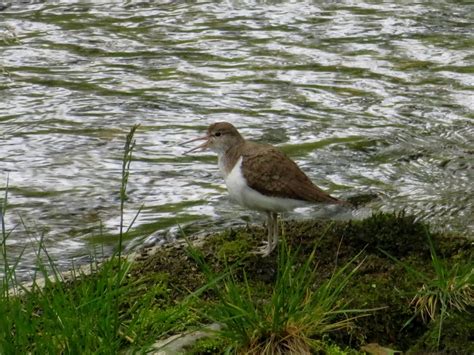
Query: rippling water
1 1 473 278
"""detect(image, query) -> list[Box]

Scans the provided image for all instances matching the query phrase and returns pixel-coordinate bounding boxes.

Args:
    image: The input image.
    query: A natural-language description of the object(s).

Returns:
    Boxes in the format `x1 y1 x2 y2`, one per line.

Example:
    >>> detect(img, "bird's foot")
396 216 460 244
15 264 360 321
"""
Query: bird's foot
251 241 274 257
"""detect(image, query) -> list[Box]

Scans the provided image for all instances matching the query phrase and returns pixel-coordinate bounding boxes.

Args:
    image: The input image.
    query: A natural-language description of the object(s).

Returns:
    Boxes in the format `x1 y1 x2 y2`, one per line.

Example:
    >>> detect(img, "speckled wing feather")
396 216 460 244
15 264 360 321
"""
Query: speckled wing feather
240 142 342 204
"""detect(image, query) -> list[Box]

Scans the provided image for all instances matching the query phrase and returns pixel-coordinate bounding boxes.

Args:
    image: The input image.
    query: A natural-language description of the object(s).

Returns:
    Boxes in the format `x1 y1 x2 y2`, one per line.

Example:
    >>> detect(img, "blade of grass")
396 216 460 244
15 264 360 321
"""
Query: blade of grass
115 124 140 338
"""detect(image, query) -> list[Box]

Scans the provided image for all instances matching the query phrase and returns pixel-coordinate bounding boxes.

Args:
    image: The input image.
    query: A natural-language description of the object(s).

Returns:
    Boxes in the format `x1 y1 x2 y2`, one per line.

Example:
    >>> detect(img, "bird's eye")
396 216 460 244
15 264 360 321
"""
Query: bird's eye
215 132 221 137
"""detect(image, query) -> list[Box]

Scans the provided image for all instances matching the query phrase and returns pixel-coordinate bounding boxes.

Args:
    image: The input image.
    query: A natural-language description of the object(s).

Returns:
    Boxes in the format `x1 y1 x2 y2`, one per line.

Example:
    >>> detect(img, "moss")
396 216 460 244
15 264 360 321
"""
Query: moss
215 230 254 262
202 228 257 257
313 339 364 354
131 246 206 300
336 263 427 350
432 232 473 259
187 336 229 354
340 211 430 257
408 311 474 353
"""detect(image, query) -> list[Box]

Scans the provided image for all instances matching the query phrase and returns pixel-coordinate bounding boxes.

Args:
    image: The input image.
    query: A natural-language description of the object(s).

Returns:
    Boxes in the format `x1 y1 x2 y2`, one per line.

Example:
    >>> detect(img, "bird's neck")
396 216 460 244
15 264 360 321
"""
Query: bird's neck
218 141 247 177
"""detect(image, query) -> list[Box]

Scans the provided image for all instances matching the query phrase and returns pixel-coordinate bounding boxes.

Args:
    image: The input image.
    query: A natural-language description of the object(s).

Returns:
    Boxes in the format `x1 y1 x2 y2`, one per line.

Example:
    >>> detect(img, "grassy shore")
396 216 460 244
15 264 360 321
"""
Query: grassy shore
1 212 472 354
1 126 472 354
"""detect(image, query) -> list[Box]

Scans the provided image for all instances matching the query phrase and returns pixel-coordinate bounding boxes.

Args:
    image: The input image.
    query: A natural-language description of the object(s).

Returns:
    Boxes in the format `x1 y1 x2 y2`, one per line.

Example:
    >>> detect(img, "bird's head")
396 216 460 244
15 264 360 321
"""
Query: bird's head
183 122 244 154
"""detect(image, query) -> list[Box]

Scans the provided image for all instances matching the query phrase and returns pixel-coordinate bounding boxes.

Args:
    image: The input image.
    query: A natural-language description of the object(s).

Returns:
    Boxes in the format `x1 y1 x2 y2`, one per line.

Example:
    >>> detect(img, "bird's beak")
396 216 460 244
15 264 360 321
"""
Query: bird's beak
181 135 209 155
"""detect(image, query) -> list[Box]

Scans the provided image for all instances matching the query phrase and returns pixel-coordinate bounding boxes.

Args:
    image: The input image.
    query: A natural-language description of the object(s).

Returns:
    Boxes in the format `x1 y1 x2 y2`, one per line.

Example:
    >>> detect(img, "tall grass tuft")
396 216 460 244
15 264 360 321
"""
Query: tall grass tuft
188 236 370 354
118 123 140 257
1 175 10 293
114 123 140 336
381 231 473 349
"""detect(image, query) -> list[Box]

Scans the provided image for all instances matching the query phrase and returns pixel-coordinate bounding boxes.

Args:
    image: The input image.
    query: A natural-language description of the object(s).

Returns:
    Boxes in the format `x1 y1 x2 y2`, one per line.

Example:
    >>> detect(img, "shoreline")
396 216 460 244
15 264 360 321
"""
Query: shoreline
2 212 473 354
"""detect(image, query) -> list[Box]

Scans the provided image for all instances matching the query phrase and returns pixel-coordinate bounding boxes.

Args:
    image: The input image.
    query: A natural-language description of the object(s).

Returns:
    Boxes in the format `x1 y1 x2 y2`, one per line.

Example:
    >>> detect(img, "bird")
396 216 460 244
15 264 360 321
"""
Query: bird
183 122 348 256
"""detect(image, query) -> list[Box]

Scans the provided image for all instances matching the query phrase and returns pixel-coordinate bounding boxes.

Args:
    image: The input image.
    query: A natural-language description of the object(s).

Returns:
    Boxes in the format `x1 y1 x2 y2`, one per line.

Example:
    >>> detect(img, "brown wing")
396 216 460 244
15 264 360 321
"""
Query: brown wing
241 142 342 204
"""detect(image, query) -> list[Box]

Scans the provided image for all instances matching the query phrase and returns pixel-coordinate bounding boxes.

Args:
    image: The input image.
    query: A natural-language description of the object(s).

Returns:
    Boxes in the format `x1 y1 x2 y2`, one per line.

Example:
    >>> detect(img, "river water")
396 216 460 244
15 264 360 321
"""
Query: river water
1 1 473 279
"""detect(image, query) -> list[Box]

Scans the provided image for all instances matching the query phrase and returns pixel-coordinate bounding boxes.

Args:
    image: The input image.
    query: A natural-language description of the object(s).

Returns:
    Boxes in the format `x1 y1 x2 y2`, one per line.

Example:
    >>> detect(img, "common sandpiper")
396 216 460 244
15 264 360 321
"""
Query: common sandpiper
183 122 348 256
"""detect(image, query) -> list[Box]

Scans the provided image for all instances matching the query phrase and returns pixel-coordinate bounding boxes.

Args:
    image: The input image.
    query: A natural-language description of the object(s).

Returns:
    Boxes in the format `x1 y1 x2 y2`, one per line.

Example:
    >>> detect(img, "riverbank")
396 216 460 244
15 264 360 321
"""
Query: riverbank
1 212 472 354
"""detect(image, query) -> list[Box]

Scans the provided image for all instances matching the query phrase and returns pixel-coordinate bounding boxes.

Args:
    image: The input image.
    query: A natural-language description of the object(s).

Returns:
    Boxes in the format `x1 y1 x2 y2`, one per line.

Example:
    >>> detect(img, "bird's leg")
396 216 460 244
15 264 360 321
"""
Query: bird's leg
268 211 275 250
271 212 279 251
252 211 273 256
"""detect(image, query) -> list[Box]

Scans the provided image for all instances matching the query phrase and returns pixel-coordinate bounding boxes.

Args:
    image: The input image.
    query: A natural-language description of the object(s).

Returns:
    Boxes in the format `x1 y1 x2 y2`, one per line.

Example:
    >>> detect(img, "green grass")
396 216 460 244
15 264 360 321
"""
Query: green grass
187 234 372 354
380 231 473 349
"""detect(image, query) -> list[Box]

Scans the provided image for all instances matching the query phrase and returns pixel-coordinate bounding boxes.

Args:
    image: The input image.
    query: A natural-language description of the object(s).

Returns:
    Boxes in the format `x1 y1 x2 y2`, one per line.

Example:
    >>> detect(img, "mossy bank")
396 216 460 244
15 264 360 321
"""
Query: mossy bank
1 212 472 354
130 212 473 354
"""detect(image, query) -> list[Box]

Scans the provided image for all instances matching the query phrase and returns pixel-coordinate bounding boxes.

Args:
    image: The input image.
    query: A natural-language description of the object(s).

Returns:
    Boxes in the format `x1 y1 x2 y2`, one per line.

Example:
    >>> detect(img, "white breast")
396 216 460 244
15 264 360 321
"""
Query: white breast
221 156 308 212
